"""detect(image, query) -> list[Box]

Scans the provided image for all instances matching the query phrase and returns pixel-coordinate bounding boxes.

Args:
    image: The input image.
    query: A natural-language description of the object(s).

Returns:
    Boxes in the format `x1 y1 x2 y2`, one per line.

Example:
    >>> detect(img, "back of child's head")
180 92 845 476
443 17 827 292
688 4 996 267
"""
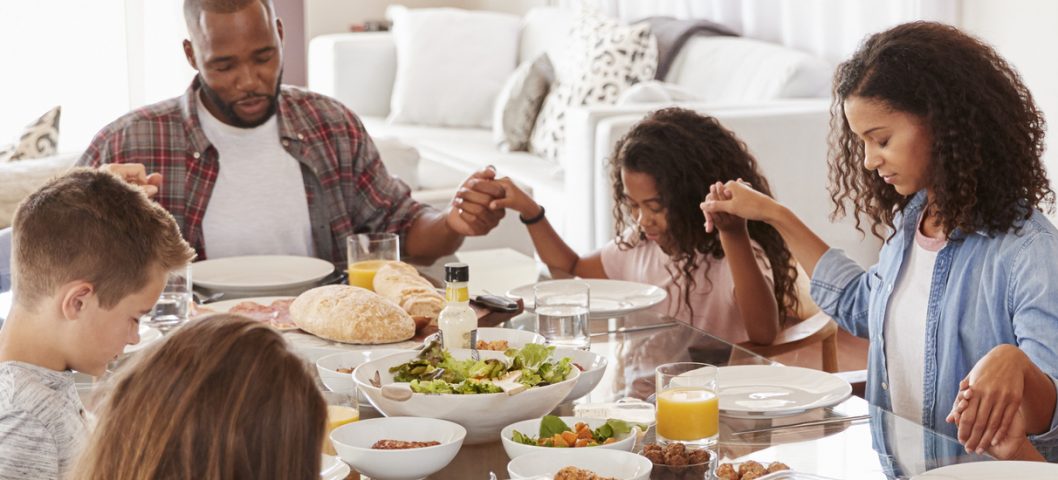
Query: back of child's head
11 167 195 309
609 107 799 318
830 21 1052 236
74 314 327 480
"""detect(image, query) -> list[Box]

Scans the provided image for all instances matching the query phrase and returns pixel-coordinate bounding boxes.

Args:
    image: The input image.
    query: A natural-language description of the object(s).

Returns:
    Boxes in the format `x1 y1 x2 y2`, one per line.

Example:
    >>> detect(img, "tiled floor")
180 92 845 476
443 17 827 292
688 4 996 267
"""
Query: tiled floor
770 329 868 372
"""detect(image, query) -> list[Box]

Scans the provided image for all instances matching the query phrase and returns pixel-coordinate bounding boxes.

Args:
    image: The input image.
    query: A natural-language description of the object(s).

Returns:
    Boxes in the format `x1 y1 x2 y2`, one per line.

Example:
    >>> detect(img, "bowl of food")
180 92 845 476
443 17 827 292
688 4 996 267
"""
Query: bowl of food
501 415 639 459
475 327 545 351
330 416 465 480
507 449 653 480
555 348 609 402
353 342 580 444
714 460 791 480
316 349 407 396
639 443 716 480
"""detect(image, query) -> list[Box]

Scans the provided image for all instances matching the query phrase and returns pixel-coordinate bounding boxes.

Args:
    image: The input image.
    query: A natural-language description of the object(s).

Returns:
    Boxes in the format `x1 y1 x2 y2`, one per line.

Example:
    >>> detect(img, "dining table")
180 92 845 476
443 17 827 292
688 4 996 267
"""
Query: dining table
308 309 990 480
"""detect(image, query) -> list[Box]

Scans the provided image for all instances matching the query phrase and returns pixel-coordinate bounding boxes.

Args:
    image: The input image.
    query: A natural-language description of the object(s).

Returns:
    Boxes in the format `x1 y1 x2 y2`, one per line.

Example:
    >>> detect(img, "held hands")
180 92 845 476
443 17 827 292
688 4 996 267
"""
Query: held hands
702 181 748 234
945 344 1027 455
101 163 163 198
700 180 780 232
446 166 506 236
484 177 540 220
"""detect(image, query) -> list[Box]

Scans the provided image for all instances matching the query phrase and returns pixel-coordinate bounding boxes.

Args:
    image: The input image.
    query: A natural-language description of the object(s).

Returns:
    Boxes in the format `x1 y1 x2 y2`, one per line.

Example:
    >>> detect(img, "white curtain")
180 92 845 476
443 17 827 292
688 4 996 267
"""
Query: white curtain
556 0 960 64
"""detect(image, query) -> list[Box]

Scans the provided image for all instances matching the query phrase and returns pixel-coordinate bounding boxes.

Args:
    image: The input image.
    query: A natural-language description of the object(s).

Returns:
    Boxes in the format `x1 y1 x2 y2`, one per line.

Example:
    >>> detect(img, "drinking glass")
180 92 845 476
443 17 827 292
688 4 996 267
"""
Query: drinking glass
346 232 399 290
655 362 719 447
534 281 591 350
145 264 192 333
320 390 359 456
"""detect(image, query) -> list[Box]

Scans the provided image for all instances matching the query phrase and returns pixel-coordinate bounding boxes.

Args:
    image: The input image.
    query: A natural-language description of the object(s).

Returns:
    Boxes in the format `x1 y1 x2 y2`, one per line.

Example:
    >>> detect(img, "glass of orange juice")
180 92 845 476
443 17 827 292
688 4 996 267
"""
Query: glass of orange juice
655 362 719 447
346 233 399 290
321 390 359 456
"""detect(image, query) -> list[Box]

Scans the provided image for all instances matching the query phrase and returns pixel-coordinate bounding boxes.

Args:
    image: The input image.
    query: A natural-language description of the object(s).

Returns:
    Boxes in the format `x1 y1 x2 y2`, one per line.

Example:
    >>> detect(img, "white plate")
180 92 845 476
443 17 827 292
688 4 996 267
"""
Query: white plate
508 449 653 480
204 296 295 314
507 279 667 318
191 255 334 294
320 454 351 480
911 461 1058 479
717 365 851 418
124 324 162 354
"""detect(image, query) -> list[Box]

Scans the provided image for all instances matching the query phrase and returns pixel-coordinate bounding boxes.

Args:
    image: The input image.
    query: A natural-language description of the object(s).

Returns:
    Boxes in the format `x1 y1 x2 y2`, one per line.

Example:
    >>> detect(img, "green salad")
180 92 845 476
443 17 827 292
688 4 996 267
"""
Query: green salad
388 342 573 394
511 415 639 448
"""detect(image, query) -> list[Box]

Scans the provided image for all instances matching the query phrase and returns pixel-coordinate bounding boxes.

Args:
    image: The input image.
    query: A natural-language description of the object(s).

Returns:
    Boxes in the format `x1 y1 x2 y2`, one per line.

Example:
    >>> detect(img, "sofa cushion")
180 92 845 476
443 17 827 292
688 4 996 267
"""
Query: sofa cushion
665 36 832 102
388 8 521 128
492 54 554 152
518 7 575 79
0 152 80 228
0 106 61 163
529 12 657 164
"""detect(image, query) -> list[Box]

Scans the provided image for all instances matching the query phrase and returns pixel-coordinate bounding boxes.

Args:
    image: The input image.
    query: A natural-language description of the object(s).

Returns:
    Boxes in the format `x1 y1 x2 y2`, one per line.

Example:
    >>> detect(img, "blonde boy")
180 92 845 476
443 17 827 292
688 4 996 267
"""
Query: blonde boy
0 168 195 480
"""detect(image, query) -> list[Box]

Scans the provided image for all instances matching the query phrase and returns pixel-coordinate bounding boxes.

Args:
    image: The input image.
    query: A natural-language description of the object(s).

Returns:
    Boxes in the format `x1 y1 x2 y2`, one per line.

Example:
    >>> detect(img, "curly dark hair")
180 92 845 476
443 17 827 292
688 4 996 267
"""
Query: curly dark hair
830 21 1052 238
610 107 800 321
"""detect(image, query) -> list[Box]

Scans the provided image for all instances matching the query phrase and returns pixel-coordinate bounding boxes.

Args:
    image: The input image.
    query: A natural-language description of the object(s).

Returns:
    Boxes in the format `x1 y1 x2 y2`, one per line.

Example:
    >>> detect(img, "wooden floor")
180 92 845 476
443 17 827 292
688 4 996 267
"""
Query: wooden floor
769 329 868 372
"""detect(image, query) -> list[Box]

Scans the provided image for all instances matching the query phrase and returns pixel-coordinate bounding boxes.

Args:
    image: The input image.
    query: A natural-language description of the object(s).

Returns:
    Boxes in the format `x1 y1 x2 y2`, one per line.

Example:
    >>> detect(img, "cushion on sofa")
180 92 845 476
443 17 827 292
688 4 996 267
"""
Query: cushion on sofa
0 106 61 163
388 8 521 128
0 152 80 228
529 11 657 164
492 54 555 152
517 7 575 78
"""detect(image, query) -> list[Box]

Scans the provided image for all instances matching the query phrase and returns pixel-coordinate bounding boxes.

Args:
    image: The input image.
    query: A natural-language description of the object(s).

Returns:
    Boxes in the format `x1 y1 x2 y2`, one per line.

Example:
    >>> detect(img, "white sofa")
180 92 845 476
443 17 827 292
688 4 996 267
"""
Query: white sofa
307 7 877 262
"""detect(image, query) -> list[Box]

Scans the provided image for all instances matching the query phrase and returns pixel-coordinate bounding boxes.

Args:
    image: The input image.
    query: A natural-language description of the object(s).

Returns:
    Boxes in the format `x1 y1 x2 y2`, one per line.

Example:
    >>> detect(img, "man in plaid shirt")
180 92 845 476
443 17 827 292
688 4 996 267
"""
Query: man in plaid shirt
77 0 505 266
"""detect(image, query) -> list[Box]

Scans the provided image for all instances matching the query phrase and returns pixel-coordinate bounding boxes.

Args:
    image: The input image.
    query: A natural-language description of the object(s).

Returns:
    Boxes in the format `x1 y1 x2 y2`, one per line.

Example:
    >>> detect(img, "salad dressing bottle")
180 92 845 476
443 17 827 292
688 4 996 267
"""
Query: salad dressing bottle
438 263 476 350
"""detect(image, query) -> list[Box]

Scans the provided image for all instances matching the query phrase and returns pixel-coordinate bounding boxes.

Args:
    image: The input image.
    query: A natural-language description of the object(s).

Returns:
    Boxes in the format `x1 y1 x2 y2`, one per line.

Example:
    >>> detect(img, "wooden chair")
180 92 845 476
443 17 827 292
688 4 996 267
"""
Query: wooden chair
736 264 840 373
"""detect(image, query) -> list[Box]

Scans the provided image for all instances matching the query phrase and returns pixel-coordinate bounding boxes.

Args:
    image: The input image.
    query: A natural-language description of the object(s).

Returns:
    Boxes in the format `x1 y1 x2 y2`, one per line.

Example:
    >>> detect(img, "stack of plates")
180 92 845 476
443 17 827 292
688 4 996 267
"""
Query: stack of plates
507 279 667 318
717 365 852 418
192 255 334 299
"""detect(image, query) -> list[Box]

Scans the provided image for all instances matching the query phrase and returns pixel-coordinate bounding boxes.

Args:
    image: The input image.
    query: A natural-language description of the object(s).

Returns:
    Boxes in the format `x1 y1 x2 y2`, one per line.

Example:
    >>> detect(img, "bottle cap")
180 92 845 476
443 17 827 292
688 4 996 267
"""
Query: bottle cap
444 262 469 283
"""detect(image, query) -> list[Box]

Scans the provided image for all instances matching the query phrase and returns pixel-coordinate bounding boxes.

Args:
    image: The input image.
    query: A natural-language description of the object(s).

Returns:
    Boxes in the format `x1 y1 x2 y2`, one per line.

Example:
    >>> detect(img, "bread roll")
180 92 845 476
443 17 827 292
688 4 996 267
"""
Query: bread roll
290 285 415 344
373 261 445 322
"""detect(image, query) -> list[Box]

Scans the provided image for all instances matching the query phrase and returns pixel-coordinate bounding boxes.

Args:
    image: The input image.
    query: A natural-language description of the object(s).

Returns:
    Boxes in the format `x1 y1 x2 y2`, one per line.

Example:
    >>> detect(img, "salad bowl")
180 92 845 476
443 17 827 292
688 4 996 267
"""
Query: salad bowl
353 346 580 444
500 416 638 459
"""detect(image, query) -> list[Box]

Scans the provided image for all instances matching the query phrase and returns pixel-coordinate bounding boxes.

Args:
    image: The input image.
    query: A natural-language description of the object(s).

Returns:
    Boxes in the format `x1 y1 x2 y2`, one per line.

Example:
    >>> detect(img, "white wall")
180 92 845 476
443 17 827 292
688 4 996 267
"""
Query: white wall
960 1 1058 215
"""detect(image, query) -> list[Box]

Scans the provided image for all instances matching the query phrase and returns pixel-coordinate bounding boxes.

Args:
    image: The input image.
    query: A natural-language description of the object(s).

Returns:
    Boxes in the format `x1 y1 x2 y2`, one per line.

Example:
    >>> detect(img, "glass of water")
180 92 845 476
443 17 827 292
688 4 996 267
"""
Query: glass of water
145 264 192 333
534 280 591 350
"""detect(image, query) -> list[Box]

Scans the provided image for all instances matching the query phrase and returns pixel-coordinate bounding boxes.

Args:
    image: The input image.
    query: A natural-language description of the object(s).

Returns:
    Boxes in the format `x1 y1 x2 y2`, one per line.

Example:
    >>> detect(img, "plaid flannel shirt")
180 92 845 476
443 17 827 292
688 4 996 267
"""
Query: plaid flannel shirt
77 79 427 264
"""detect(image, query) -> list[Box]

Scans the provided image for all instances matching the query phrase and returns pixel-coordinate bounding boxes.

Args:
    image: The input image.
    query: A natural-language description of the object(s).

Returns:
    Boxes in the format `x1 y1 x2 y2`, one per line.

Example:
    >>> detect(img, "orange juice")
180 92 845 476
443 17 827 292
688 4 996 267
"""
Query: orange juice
322 405 360 455
656 388 719 442
348 260 389 290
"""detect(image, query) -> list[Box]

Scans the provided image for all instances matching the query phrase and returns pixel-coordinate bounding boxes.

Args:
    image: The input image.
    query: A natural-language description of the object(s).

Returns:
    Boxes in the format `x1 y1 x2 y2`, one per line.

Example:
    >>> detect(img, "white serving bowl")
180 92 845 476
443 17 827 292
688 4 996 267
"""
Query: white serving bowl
476 327 545 349
555 348 609 402
353 349 580 444
316 349 408 397
330 416 465 480
500 416 637 459
507 449 653 480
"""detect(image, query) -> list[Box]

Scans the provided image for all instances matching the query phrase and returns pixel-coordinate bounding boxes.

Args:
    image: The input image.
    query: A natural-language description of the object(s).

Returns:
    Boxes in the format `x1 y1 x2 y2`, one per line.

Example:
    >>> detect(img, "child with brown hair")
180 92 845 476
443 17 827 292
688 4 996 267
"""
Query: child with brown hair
0 168 195 480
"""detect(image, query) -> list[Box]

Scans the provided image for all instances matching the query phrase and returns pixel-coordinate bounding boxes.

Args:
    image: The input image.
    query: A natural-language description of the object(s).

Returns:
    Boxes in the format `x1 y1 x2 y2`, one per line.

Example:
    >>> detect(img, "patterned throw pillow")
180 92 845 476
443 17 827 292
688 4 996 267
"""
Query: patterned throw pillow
529 13 658 164
492 54 555 152
0 106 61 163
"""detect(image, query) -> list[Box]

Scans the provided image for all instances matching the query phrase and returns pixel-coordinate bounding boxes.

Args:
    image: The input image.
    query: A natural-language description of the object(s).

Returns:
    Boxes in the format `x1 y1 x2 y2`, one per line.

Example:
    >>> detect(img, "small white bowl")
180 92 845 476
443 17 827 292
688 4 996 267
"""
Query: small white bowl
354 349 580 444
316 349 407 395
508 449 653 480
500 416 637 459
330 416 465 480
555 348 609 402
476 327 545 349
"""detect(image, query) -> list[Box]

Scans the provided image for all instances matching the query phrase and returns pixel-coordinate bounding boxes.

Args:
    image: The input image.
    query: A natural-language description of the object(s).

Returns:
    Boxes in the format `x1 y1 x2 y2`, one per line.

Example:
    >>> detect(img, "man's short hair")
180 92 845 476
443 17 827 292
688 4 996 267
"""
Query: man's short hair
183 0 274 34
12 168 196 309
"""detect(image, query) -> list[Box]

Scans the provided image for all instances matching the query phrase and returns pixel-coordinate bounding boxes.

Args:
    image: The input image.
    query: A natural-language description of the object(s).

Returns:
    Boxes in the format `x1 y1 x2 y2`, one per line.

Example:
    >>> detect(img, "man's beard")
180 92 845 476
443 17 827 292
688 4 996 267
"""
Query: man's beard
198 70 283 128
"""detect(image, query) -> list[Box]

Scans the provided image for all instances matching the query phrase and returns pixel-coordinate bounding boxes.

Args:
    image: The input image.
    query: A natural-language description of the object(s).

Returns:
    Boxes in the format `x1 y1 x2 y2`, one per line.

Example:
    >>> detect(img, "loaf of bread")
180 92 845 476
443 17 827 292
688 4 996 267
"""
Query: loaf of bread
373 261 445 323
290 285 415 344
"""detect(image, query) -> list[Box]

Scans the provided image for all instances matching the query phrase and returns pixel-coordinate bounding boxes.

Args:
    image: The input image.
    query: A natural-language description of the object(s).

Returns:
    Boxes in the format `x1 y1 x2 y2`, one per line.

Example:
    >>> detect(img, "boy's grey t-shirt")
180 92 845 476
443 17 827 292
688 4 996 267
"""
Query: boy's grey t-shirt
0 361 89 480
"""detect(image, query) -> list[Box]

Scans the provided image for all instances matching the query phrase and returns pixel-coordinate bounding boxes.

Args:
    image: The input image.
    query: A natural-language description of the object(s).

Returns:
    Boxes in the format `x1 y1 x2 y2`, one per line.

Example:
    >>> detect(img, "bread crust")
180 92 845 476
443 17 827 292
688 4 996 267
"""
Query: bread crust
290 285 416 344
373 261 445 323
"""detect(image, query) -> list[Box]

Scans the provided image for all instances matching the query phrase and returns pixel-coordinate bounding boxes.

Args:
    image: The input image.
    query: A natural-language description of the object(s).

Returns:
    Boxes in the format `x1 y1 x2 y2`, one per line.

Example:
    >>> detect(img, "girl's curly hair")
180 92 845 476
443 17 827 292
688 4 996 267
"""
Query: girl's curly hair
830 21 1052 238
610 107 800 321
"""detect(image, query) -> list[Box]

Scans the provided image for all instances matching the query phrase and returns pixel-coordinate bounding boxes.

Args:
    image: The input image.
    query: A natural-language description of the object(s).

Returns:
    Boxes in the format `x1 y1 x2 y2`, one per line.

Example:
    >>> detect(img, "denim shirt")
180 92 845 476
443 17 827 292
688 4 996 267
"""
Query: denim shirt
810 191 1058 461
0 227 11 294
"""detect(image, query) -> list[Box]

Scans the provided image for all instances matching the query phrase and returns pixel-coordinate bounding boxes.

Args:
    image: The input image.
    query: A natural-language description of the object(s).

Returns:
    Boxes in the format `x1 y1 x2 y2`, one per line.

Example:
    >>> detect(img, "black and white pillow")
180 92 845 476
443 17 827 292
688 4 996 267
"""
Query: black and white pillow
529 13 657 164
0 106 61 163
492 54 555 152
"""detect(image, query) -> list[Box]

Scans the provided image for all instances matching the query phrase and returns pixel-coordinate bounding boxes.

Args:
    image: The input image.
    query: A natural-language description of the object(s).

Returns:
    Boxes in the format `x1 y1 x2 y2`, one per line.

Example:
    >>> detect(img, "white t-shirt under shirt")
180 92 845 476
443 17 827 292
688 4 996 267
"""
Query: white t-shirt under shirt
0 361 89 480
197 97 314 259
883 214 946 474
600 236 773 343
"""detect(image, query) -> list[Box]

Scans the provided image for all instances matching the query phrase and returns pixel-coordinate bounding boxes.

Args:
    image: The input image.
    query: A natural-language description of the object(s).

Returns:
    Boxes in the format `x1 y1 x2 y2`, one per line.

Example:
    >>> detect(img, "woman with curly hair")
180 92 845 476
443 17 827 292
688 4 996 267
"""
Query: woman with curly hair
703 21 1058 463
487 107 802 345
